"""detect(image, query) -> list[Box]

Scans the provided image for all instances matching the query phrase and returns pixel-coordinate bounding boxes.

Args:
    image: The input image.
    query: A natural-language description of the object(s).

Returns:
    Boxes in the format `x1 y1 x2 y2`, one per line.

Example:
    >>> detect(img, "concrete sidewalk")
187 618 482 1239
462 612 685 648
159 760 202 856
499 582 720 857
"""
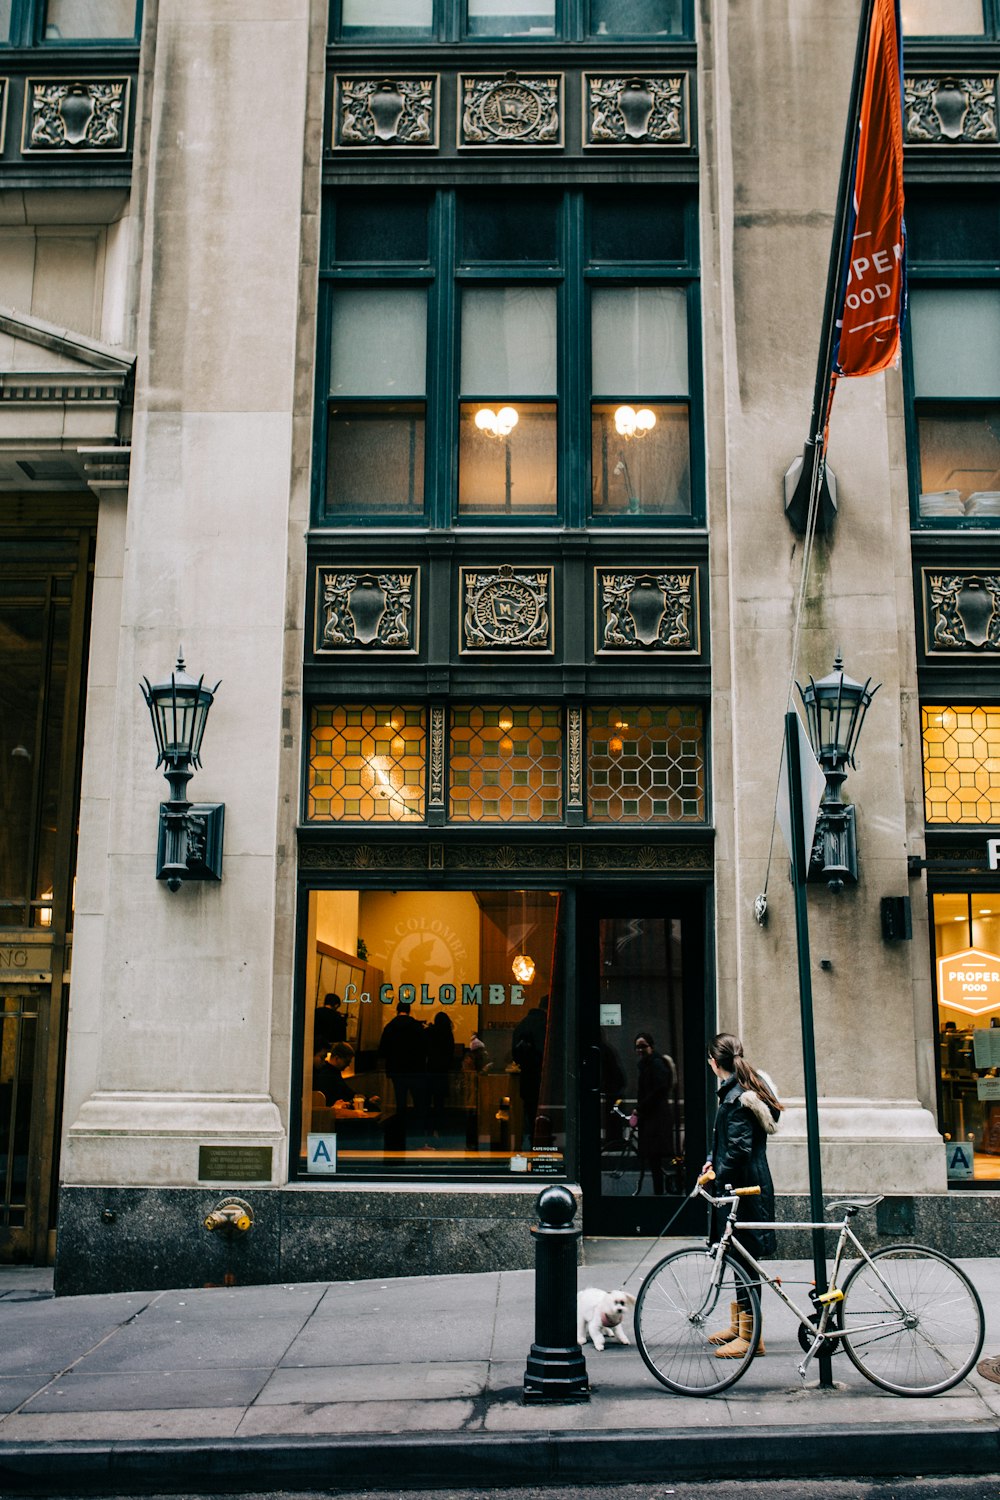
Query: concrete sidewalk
1 1240 999 1493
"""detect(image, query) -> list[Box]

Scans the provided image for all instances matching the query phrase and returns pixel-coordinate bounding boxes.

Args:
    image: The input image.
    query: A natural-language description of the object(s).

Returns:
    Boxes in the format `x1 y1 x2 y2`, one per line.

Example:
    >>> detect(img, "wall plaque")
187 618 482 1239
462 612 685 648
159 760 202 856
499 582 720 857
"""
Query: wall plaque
923 570 1000 655
333 75 438 149
460 72 562 147
584 73 689 147
315 567 418 654
460 564 553 653
23 78 130 153
198 1145 273 1182
904 75 999 145
0 932 53 983
595 568 699 654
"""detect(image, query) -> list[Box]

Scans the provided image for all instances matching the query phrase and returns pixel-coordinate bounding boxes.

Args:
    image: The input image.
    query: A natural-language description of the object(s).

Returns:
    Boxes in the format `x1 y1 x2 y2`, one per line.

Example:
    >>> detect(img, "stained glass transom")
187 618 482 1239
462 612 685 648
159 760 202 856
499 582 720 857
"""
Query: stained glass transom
449 706 562 822
587 705 705 822
922 705 1000 824
308 706 426 822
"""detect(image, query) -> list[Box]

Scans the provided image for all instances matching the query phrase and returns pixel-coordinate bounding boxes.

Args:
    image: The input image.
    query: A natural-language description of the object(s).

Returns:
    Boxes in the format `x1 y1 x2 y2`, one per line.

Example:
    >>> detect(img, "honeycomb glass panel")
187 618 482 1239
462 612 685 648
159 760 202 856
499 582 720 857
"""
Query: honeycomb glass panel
449 706 562 822
923 705 1000 824
308 706 426 822
587 705 705 822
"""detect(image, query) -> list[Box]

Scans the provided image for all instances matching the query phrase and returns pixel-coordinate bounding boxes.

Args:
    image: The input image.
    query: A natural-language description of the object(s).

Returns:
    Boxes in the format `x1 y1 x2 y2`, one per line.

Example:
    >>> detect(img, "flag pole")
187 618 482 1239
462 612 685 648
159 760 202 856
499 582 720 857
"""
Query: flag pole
785 0 878 536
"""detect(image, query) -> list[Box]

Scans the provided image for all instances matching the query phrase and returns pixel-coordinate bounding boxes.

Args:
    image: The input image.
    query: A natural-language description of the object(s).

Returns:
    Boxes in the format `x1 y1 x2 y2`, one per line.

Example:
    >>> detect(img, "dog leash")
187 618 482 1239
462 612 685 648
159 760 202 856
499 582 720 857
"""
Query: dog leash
620 1180 705 1289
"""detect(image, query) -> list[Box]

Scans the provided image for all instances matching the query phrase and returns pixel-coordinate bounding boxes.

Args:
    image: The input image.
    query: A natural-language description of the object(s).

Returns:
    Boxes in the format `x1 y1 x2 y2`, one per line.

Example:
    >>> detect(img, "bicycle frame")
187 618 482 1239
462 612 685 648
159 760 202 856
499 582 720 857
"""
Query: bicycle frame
700 1188 910 1377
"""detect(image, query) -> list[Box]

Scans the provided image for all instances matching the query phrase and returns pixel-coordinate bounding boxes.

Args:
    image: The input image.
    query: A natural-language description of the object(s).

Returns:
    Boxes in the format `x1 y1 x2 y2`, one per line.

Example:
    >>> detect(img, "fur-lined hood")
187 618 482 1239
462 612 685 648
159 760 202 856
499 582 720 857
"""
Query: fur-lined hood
740 1088 779 1135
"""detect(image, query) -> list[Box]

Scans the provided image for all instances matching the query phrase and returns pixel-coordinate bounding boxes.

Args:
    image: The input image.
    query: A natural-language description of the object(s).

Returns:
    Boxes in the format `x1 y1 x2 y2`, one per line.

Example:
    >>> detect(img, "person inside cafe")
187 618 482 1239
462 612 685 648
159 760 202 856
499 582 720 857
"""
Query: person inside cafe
313 1041 356 1106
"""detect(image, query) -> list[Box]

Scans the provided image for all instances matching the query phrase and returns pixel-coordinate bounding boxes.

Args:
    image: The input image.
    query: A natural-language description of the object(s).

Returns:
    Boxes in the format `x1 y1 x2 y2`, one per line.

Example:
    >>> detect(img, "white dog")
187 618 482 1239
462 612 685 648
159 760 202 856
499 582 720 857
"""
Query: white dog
576 1286 636 1351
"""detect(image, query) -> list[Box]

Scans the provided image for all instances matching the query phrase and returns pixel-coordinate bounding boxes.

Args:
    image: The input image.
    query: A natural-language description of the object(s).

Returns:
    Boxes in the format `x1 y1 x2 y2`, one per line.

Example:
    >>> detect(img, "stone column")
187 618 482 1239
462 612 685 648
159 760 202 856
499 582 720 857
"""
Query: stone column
62 2 314 1188
700 0 943 1192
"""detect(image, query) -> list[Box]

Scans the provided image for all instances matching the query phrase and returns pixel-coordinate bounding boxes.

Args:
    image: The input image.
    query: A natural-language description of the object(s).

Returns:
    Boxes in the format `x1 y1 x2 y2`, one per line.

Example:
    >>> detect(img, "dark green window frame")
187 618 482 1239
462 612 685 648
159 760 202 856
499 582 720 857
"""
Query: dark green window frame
904 190 1000 531
1 0 142 46
329 0 693 45
314 188 703 530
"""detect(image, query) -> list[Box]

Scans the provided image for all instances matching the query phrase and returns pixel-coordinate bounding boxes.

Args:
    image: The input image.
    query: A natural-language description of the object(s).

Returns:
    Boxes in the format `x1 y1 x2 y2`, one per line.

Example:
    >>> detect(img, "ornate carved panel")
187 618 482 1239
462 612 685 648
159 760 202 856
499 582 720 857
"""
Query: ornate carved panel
0 79 8 154
567 707 583 808
923 570 1000 655
298 843 427 871
595 569 699 655
22 79 130 153
904 76 998 145
460 565 554 654
315 568 418 654
299 838 712 875
582 844 712 872
333 75 438 149
429 705 446 808
460 73 562 148
584 74 689 148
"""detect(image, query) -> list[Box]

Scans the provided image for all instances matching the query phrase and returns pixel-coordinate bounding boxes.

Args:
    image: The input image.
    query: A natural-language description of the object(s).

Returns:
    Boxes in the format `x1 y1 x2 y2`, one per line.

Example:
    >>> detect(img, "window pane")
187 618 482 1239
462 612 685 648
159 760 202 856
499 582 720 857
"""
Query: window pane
44 0 138 39
461 288 557 396
589 0 684 35
917 404 1000 510
0 602 44 909
923 706 1000 824
901 0 984 33
588 706 705 822
910 290 1000 398
300 888 566 1176
466 0 556 36
589 193 688 263
907 191 1000 265
0 0 12 41
591 403 691 516
591 287 688 395
460 192 559 264
308 706 426 821
334 193 429 264
449 706 562 821
330 290 427 396
326 403 425 515
340 0 433 37
459 403 557 514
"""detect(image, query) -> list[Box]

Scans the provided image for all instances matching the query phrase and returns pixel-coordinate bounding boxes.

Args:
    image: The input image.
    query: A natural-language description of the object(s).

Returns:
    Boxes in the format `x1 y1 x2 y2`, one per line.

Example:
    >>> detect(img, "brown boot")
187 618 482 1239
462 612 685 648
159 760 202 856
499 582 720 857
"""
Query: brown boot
714 1310 765 1358
707 1301 740 1346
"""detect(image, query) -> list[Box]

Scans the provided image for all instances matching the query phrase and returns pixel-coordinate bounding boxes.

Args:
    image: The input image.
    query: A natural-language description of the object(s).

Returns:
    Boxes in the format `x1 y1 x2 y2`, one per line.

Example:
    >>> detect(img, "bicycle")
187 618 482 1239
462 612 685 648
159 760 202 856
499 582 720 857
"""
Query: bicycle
605 1101 683 1195
633 1180 986 1398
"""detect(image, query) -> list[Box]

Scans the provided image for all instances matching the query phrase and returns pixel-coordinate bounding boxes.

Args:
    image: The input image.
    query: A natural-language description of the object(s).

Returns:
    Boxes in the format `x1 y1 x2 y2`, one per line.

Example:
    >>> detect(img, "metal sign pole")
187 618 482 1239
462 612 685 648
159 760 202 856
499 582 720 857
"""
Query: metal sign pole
784 710 834 1389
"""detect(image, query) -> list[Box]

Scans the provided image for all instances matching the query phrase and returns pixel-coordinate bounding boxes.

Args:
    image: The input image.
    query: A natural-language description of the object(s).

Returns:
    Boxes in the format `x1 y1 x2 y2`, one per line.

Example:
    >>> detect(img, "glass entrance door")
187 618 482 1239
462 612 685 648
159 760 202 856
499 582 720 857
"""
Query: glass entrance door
578 889 707 1236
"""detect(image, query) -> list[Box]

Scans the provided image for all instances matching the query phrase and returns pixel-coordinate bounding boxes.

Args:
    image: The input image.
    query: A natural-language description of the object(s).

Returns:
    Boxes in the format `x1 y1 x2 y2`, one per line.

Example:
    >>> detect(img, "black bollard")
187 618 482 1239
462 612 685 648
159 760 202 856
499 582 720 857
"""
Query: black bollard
522 1184 590 1403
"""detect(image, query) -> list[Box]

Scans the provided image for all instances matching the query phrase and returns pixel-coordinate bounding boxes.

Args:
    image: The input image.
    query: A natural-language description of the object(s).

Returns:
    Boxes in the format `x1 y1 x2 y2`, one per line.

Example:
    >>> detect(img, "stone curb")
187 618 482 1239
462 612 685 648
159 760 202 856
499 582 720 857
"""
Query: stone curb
1 1424 1000 1495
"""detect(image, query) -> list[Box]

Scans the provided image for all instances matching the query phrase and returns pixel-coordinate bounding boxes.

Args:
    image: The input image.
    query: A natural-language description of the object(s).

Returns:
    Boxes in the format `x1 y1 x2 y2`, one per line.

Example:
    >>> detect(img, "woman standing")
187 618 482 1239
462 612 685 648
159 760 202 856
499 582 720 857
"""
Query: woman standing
633 1032 674 1196
699 1031 782 1358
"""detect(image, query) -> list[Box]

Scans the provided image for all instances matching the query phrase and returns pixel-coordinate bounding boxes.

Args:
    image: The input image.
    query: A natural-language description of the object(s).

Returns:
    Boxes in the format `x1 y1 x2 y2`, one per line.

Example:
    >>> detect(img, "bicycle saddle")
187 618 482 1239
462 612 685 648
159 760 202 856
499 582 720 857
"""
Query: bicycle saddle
825 1195 884 1215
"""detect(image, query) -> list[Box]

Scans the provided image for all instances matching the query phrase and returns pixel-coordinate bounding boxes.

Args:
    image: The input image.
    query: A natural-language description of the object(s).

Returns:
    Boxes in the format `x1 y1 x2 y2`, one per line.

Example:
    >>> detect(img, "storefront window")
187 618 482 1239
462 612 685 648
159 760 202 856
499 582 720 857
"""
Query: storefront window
307 706 426 821
449 706 563 822
587 705 705 822
922 705 1000 824
301 889 565 1178
932 892 1000 1185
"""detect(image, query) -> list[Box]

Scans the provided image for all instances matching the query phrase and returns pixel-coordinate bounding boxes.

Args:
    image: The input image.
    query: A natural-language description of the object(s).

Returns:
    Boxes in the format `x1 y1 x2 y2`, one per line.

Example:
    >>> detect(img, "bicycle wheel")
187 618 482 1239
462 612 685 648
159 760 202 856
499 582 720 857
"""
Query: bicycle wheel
634 1247 761 1396
840 1245 985 1396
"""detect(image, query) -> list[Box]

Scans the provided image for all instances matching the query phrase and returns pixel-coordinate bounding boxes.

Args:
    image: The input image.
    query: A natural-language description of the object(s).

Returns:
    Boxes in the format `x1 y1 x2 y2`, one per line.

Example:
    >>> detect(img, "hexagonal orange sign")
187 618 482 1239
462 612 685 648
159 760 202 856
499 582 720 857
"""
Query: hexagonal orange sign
937 947 1000 1016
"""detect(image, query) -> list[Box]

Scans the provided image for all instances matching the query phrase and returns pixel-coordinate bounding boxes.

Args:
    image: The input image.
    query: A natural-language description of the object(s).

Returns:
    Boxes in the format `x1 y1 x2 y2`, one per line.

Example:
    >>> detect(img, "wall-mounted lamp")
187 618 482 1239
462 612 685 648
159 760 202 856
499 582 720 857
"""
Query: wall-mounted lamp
796 653 879 891
140 650 225 891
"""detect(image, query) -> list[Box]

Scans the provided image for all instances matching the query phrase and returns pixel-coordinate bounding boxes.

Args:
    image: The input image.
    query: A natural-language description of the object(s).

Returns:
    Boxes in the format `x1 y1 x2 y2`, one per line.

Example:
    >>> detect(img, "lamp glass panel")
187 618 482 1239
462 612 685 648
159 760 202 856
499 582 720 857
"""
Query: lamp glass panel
900 0 984 33
910 290 1000 398
339 0 433 36
44 0 138 38
461 288 557 396
330 289 427 397
589 0 684 35
591 288 688 396
466 0 556 36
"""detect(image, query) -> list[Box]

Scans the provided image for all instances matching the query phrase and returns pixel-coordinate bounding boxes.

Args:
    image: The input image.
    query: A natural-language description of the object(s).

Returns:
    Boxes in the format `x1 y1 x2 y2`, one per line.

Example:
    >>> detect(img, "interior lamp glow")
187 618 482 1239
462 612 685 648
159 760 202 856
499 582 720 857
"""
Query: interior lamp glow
511 888 535 985
475 406 519 438
614 405 656 438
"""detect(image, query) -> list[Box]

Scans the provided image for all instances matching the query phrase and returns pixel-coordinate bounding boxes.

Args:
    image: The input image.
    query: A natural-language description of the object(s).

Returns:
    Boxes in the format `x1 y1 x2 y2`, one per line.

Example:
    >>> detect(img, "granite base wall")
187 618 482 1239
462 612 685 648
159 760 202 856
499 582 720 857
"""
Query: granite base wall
51 1185 1000 1295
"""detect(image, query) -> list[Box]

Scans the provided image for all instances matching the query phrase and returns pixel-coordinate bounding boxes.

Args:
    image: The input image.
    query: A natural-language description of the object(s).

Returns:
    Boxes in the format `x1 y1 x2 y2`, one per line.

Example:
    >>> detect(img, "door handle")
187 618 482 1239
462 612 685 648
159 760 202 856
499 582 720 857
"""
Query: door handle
581 1044 603 1096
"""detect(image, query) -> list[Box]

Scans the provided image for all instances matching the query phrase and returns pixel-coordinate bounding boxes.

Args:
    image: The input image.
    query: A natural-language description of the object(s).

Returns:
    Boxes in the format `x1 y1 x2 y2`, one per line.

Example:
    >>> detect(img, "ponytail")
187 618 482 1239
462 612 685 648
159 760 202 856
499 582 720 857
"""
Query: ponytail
709 1032 784 1114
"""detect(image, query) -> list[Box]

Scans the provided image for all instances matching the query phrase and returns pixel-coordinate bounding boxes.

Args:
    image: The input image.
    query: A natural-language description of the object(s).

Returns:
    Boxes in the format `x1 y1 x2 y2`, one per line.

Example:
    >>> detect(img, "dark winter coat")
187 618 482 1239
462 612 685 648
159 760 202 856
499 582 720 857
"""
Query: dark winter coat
378 1013 426 1074
710 1074 779 1257
636 1051 674 1158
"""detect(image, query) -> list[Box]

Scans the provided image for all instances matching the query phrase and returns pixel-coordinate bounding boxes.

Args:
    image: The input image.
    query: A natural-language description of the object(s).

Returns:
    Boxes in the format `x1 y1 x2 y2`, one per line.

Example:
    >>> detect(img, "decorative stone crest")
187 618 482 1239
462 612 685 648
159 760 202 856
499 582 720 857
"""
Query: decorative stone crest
585 74 689 147
461 565 553 652
904 76 998 144
24 79 129 152
924 571 1000 654
333 76 437 149
596 569 699 654
460 73 562 148
315 569 418 653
